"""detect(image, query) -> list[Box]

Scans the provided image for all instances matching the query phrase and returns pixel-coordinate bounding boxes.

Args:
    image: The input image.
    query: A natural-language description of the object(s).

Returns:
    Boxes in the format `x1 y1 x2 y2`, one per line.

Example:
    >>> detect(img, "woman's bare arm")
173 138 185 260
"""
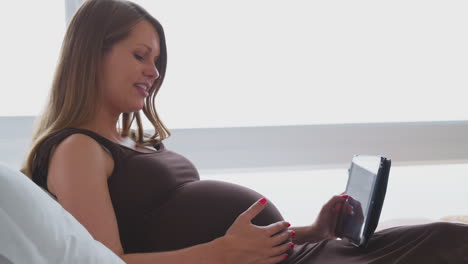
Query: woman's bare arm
47 134 125 255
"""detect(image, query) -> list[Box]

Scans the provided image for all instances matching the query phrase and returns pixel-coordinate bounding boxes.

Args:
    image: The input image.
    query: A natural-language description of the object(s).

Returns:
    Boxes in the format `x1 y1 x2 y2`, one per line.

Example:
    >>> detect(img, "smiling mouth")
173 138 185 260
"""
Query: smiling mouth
134 84 149 97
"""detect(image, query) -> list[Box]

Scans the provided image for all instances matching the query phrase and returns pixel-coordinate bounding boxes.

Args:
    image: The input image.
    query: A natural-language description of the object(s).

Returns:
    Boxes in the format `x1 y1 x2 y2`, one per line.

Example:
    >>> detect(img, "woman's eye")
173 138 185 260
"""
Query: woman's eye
134 54 144 61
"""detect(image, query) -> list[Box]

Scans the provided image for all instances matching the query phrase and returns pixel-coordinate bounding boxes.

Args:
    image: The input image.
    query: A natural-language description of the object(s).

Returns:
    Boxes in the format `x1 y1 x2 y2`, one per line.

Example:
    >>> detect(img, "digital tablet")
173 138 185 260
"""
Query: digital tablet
334 155 391 248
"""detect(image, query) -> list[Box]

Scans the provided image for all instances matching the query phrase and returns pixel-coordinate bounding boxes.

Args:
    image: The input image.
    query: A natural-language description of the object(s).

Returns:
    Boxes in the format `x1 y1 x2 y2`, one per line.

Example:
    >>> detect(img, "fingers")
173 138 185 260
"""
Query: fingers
333 194 348 204
271 241 294 256
322 195 348 214
333 201 343 213
270 229 295 246
261 242 293 264
238 197 268 223
264 221 291 237
345 203 354 215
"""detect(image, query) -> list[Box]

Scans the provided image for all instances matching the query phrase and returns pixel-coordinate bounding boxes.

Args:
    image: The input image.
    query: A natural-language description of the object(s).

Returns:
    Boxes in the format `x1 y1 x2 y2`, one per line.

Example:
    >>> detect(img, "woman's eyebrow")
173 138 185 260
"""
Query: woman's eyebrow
136 43 152 51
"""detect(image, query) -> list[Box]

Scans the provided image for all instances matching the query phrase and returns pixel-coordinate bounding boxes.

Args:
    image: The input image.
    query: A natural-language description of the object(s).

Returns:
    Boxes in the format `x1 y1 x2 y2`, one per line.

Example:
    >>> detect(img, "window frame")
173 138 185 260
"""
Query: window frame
2 116 468 172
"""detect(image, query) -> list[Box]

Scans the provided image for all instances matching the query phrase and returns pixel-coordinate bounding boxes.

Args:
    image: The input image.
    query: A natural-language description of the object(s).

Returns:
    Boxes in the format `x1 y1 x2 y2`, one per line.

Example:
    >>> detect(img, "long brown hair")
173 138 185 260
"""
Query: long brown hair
21 0 170 177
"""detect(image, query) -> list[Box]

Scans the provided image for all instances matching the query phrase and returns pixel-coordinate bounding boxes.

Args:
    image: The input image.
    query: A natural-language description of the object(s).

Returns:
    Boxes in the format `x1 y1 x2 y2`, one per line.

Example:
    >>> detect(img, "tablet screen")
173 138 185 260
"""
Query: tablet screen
340 156 381 245
347 162 377 219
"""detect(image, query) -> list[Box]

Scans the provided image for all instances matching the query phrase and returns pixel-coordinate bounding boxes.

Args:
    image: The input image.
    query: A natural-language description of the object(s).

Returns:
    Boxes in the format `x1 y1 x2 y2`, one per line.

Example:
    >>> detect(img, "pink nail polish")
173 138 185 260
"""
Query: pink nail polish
284 254 289 259
341 194 349 199
259 198 267 204
290 243 295 248
291 231 296 237
287 223 291 227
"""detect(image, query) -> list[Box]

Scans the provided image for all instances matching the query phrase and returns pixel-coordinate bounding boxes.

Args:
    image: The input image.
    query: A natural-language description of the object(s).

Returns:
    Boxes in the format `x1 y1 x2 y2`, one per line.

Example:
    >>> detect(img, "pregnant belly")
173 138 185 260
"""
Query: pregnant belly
144 180 285 252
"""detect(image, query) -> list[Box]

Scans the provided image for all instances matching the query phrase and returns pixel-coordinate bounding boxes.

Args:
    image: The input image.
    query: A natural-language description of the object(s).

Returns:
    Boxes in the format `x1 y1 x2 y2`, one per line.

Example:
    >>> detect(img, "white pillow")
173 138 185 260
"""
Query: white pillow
0 162 126 264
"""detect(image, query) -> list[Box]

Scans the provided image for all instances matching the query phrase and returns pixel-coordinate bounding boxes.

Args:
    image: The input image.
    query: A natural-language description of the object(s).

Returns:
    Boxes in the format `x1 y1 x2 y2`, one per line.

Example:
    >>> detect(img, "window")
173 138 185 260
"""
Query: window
2 1 466 129
132 0 468 129
0 1 65 117
1 0 467 171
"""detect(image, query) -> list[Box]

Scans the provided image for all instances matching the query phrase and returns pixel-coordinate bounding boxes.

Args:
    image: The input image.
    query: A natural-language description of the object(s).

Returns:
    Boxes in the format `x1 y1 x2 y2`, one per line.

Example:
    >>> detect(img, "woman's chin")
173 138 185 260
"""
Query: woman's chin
126 102 145 113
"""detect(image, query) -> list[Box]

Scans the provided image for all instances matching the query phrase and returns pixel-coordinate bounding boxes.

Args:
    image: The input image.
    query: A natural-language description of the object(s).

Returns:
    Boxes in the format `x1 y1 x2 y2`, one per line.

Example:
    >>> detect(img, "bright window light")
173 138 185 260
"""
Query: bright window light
0 1 65 117
134 0 468 128
2 1 467 130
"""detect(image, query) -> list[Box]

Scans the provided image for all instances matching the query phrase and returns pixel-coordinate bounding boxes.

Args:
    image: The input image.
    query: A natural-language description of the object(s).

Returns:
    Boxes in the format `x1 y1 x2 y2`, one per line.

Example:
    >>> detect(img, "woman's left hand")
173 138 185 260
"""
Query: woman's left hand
310 194 349 240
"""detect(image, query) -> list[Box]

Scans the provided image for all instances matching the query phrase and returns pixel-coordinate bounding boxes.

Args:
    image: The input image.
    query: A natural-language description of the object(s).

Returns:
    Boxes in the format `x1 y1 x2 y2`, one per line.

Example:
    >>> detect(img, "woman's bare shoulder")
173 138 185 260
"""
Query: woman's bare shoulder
47 133 114 189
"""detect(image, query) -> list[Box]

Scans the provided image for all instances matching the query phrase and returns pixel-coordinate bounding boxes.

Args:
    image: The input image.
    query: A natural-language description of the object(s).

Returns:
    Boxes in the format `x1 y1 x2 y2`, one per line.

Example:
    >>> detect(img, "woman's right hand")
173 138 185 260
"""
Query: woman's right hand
216 198 294 264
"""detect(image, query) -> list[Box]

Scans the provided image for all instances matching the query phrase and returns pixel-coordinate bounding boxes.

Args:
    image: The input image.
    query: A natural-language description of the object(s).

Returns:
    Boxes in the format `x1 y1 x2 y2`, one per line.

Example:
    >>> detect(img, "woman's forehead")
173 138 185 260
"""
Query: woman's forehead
126 20 160 53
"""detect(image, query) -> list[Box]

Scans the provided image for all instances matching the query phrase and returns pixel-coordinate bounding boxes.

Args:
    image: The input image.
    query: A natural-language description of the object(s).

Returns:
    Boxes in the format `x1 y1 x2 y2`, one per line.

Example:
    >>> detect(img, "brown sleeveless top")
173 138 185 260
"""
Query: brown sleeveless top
31 128 286 254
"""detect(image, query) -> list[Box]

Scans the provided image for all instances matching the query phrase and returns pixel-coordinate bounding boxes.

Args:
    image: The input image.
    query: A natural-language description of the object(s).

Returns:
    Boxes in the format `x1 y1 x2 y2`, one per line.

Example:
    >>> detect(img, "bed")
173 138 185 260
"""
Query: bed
0 162 125 264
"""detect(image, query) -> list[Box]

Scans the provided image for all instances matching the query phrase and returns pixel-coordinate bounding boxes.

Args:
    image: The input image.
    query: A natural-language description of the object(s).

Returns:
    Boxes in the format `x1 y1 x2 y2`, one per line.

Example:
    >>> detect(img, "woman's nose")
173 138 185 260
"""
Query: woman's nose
144 65 159 82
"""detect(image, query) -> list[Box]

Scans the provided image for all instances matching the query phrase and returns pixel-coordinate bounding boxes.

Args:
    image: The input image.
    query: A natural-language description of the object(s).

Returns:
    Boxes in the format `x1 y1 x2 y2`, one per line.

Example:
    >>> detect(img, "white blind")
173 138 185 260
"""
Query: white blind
2 1 467 130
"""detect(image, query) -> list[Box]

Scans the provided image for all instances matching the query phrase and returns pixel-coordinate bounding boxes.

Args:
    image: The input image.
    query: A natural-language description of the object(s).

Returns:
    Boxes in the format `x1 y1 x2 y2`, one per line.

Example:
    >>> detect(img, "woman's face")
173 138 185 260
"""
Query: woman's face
99 20 161 114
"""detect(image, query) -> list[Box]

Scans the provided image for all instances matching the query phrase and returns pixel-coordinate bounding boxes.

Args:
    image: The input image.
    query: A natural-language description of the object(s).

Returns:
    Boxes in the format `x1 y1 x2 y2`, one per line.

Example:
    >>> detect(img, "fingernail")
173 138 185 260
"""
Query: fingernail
286 222 291 227
341 195 349 199
284 254 289 259
290 243 295 248
259 198 267 204
291 231 296 237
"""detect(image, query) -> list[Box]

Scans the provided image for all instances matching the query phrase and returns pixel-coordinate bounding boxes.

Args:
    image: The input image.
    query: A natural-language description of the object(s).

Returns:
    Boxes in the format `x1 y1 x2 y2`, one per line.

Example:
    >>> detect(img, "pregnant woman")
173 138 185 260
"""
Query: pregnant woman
22 0 468 263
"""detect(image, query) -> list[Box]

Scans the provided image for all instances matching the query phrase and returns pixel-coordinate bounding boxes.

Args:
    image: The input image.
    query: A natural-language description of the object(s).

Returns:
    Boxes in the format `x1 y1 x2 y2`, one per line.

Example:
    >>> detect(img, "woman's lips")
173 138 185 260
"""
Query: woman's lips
134 84 149 97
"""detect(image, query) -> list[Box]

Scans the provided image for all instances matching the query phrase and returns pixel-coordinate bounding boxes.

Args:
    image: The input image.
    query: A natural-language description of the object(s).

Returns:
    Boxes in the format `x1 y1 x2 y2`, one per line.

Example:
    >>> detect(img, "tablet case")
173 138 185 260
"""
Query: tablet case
335 156 391 248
